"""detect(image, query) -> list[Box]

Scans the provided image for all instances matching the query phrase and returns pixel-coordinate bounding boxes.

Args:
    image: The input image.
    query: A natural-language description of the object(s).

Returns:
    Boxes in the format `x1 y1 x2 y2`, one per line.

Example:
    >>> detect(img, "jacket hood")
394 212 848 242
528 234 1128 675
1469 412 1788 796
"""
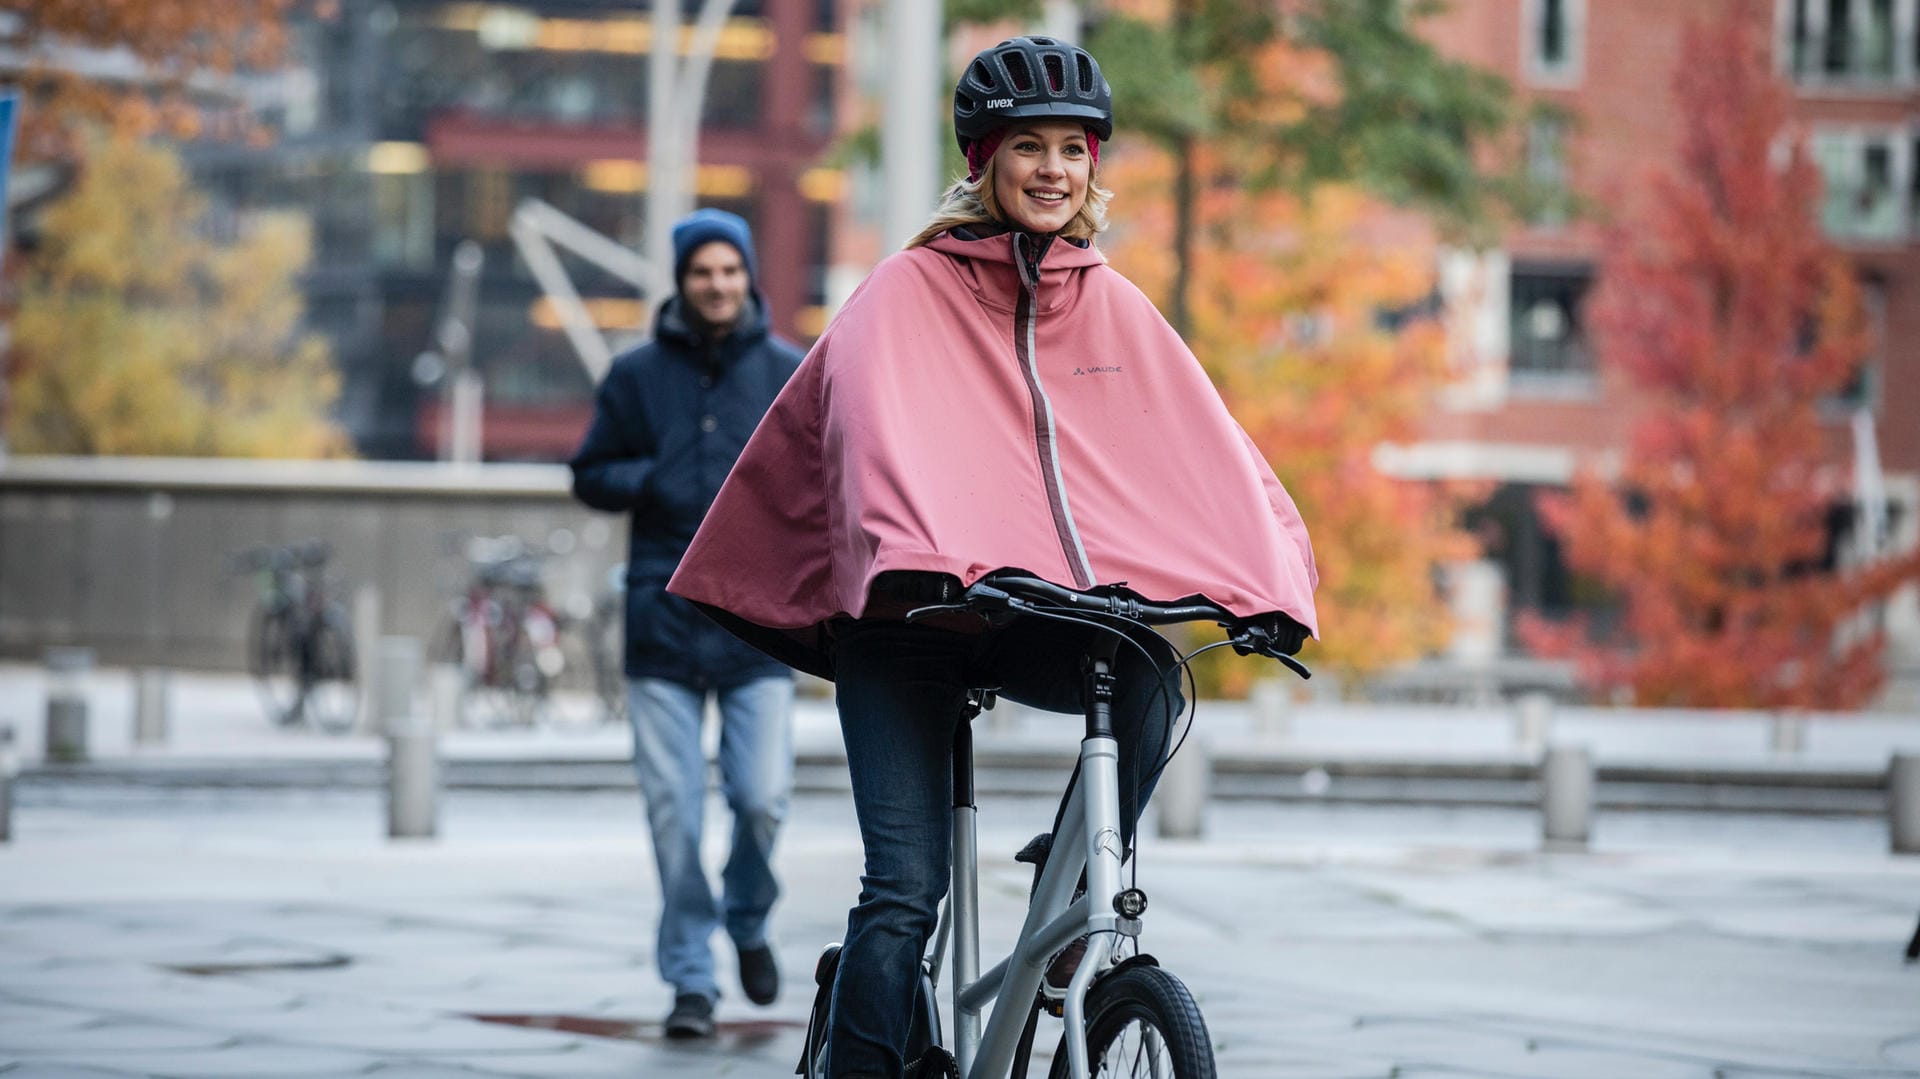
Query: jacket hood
921 229 1106 316
923 228 1106 270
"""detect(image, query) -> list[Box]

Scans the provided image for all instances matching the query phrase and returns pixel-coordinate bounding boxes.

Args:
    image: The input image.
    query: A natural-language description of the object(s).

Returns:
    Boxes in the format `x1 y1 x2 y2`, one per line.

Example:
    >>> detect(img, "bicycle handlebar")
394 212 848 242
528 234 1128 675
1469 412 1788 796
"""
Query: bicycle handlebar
228 539 331 574
910 575 1311 681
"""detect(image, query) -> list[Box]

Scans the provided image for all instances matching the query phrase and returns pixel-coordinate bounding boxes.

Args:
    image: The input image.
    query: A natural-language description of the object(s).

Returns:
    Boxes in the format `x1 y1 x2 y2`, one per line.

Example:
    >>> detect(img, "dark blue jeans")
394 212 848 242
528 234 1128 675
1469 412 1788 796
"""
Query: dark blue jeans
825 618 1182 1079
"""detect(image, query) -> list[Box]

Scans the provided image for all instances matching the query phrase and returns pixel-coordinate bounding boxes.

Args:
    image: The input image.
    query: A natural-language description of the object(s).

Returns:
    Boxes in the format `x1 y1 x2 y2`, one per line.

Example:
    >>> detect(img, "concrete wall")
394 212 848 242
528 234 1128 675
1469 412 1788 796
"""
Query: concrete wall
0 457 625 671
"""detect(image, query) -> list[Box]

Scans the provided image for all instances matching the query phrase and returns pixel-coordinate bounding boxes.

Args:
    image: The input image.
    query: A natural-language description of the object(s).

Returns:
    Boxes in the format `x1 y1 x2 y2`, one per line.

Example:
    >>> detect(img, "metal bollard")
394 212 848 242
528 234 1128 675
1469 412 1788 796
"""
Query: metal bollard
1540 744 1594 851
429 663 465 733
378 637 436 839
375 636 422 737
1249 678 1290 740
133 668 170 745
353 586 383 733
1891 753 1920 855
1513 692 1552 755
1155 736 1211 840
44 647 94 764
0 725 15 843
388 712 439 840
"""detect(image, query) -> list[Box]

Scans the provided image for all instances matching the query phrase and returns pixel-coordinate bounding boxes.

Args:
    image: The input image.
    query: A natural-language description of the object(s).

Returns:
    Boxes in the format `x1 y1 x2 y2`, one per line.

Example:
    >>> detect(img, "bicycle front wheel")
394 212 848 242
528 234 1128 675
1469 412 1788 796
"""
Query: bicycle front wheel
302 609 359 735
249 608 302 727
1048 966 1215 1079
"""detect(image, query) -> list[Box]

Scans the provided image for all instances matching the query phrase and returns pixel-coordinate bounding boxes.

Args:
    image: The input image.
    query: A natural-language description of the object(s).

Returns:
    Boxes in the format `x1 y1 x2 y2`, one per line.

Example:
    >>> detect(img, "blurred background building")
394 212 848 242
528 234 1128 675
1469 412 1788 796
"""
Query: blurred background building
187 0 842 460
3 0 1916 703
1396 0 1920 661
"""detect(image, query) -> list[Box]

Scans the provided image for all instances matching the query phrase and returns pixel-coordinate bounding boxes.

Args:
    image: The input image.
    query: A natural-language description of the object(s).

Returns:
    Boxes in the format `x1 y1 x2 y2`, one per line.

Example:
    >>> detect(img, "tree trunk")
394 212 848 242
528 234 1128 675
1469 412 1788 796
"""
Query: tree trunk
1171 132 1196 338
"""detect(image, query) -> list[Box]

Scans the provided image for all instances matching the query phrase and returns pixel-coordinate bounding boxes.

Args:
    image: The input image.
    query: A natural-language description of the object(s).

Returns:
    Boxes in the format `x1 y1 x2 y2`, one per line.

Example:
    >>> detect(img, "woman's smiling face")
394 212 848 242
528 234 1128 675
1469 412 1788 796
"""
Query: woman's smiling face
991 121 1091 234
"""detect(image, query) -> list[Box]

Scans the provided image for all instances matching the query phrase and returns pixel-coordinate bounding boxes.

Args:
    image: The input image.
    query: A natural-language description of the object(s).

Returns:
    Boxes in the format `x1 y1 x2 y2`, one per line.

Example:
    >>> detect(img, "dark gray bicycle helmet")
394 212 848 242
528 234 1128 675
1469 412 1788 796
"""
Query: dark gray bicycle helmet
953 36 1113 157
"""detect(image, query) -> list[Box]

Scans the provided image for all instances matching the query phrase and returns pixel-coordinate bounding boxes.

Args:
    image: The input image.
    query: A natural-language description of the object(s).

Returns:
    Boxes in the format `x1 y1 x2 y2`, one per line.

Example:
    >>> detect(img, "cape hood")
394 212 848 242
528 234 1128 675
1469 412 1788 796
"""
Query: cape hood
668 229 1318 679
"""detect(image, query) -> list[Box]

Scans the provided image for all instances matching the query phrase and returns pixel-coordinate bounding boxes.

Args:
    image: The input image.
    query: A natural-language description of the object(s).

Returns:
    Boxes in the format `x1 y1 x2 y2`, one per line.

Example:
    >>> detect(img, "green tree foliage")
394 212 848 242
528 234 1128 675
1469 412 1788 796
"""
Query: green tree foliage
9 136 348 457
958 0 1533 331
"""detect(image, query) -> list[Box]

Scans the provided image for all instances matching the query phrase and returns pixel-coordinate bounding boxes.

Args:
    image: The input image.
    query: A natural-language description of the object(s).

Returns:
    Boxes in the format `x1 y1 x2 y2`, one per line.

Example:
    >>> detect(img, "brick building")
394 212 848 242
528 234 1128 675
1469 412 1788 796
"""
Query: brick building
1397 0 1920 662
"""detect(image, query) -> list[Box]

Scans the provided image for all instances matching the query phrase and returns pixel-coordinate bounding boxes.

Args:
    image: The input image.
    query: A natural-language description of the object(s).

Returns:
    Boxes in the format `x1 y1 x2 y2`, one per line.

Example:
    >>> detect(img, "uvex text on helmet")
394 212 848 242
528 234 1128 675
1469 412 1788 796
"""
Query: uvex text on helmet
952 36 1113 156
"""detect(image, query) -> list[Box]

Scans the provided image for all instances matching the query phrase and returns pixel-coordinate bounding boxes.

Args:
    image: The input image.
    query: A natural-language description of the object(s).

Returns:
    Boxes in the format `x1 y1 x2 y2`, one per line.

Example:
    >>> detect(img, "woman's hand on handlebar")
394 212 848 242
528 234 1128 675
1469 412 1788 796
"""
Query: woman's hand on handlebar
1229 612 1310 657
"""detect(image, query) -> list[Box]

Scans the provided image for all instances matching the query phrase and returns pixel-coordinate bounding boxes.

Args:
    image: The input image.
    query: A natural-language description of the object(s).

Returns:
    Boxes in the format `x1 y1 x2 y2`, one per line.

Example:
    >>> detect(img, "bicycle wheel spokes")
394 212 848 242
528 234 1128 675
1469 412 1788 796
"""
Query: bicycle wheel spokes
1049 967 1214 1079
302 613 359 735
249 610 303 727
1102 1017 1174 1078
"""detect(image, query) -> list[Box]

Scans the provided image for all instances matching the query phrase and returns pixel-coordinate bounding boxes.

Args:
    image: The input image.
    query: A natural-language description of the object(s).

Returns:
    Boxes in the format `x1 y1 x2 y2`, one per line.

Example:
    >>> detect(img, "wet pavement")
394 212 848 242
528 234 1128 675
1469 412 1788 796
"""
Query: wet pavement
3 782 1918 1077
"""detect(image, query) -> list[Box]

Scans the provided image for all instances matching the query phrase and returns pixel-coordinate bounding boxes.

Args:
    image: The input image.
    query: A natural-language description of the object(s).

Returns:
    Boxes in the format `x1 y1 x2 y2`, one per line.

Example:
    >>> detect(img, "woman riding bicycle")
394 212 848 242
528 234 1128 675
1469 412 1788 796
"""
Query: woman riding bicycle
670 37 1318 1078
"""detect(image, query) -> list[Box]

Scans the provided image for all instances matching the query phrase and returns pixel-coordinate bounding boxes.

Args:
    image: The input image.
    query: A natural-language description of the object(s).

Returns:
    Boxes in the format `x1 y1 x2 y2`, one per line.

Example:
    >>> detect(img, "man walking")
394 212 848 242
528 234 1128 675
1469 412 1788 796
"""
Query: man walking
570 209 804 1038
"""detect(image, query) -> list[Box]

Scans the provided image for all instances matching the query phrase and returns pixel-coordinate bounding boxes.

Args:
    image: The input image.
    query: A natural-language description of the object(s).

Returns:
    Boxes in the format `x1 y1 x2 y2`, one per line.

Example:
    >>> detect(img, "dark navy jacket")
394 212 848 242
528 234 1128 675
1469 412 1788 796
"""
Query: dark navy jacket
569 293 803 687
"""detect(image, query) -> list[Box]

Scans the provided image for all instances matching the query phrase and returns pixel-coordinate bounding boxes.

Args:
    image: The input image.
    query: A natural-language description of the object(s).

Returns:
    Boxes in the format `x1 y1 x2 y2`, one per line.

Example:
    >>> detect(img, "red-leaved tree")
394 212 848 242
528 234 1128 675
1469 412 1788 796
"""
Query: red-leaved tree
1520 7 1920 709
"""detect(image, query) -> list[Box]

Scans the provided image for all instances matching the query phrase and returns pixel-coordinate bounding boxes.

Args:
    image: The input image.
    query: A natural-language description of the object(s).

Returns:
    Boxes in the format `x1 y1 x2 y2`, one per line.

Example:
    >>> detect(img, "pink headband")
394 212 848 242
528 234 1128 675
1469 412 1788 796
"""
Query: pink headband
966 129 1101 182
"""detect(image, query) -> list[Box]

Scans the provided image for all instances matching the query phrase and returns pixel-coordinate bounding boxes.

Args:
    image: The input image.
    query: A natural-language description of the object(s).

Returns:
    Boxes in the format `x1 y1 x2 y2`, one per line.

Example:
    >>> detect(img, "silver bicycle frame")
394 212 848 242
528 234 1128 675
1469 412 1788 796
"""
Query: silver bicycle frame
943 730 1128 1079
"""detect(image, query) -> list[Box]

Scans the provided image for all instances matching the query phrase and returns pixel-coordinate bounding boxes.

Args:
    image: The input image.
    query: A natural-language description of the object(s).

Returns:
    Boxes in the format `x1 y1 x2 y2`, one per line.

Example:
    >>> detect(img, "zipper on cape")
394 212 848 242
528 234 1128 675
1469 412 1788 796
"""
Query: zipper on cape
1011 233 1096 590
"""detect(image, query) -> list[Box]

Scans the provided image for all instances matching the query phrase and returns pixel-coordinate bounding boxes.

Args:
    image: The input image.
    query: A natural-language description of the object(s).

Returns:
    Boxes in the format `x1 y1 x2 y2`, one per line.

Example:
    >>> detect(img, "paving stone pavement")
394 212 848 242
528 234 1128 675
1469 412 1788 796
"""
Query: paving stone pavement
2 785 1918 1077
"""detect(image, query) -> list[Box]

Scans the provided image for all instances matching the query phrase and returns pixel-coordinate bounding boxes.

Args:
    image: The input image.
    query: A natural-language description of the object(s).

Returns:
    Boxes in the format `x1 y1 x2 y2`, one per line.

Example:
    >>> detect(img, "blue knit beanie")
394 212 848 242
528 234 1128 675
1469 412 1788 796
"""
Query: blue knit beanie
671 208 757 287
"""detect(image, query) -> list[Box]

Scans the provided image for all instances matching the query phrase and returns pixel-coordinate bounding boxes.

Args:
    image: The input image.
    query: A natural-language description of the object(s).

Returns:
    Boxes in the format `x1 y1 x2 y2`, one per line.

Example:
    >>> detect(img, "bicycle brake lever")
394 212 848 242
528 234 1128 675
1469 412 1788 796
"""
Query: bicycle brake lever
904 603 969 623
1229 627 1314 681
1272 652 1312 680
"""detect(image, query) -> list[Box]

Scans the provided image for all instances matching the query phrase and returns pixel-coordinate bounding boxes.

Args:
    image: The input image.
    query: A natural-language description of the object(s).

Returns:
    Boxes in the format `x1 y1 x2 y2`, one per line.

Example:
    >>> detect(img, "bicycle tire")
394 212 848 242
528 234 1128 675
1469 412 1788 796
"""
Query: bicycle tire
302 608 359 735
248 607 303 727
1046 965 1214 1079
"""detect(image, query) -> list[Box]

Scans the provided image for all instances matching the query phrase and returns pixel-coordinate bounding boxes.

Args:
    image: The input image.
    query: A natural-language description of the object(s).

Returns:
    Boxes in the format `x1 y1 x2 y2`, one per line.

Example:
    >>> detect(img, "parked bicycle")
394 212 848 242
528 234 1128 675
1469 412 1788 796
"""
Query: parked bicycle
799 575 1310 1079
233 539 357 735
434 534 585 729
586 562 628 725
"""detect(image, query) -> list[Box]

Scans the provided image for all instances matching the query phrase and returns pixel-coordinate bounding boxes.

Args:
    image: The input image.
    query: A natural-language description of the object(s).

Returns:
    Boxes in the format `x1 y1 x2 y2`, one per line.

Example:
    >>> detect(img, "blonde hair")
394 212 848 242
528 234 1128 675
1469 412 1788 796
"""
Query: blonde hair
904 153 1113 250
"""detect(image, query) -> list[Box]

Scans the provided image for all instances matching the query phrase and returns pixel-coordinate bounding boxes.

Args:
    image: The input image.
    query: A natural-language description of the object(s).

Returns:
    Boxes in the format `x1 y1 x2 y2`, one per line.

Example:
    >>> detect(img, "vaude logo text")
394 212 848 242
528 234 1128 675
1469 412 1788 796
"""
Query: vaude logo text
1072 365 1123 376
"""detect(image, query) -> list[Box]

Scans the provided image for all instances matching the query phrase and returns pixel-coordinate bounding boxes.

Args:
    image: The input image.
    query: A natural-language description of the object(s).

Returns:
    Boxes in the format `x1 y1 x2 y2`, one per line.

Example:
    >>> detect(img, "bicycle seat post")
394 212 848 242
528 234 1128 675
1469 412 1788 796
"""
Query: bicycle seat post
950 694 984 1072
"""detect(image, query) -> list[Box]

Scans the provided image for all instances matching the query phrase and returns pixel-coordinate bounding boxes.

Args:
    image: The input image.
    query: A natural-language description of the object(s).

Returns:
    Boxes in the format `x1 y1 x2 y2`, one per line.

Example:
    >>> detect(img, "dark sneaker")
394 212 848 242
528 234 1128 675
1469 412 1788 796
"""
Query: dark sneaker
663 992 715 1039
737 942 780 1005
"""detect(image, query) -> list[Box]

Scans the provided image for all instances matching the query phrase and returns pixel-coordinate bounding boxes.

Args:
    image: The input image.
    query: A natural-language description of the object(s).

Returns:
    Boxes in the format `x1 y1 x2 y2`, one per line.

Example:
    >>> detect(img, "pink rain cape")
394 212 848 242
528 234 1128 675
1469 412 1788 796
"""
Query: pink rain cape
668 229 1318 679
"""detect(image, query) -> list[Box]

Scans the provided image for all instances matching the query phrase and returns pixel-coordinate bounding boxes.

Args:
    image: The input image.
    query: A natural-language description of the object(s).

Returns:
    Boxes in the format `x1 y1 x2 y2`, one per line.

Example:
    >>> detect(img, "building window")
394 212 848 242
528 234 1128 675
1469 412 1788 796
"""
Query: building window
372 170 434 270
1525 114 1570 226
1785 0 1917 84
1508 264 1592 389
1525 0 1584 85
1810 126 1913 240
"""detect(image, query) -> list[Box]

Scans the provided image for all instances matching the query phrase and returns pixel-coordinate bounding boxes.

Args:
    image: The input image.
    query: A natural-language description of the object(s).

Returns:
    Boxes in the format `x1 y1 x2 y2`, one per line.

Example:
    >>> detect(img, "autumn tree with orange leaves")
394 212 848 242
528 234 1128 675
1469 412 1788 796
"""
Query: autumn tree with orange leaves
1110 149 1481 688
3 5 346 459
2 0 296 161
1518 10 1920 709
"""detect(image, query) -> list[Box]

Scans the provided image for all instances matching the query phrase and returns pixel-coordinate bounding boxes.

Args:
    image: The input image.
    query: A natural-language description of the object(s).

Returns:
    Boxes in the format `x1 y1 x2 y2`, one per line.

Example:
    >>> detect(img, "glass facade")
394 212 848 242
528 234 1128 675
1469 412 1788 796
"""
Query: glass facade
186 0 840 460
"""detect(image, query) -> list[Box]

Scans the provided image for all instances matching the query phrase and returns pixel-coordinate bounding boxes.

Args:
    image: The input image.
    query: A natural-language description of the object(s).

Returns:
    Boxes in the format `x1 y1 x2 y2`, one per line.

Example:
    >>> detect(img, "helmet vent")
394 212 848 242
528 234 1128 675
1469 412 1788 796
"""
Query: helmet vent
1076 54 1095 95
968 59 993 90
1043 54 1066 94
1002 51 1034 92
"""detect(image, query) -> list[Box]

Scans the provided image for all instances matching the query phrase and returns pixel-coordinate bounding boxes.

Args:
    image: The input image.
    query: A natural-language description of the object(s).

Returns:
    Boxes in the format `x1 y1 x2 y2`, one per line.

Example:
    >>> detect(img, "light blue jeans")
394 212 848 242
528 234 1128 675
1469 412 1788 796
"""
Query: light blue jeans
628 676 795 1001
